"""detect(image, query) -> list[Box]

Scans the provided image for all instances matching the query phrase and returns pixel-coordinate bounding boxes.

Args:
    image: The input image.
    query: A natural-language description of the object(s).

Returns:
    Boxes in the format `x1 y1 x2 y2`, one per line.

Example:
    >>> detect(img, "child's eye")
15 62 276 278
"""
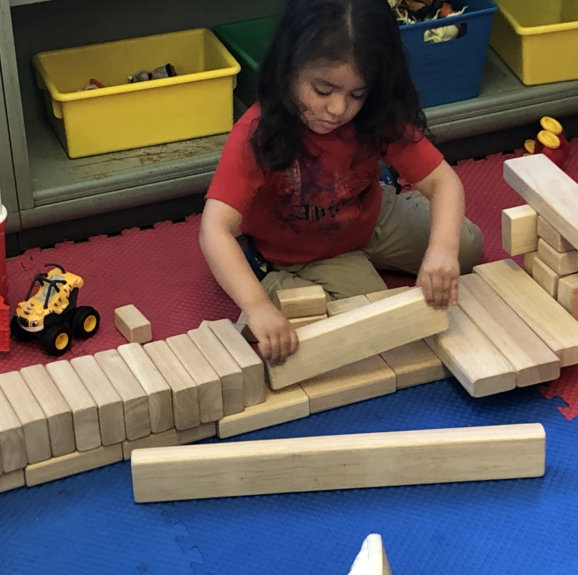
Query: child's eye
314 87 332 97
352 92 367 101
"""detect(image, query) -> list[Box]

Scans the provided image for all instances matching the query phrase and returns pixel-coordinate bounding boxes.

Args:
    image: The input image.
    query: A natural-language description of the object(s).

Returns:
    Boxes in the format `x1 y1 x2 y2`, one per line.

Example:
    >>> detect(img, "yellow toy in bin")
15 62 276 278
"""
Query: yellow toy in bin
32 29 240 158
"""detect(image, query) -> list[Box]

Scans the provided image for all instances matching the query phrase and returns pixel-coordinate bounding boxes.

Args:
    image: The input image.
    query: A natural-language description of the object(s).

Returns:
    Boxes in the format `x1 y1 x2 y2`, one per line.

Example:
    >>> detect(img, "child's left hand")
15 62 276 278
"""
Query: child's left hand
416 248 460 309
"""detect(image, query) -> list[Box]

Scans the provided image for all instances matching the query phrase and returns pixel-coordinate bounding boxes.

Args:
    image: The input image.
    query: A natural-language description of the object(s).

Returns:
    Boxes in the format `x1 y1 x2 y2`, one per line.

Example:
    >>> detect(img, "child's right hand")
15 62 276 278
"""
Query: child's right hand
247 303 299 366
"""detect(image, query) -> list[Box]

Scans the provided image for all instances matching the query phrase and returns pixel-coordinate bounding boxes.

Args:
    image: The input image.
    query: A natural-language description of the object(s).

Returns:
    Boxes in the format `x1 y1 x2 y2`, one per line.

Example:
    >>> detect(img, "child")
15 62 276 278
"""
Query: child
200 0 483 365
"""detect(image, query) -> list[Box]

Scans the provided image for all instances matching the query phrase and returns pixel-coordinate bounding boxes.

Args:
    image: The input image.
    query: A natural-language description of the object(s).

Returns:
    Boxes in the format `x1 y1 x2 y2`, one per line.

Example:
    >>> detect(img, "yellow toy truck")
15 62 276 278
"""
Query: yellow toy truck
11 264 100 355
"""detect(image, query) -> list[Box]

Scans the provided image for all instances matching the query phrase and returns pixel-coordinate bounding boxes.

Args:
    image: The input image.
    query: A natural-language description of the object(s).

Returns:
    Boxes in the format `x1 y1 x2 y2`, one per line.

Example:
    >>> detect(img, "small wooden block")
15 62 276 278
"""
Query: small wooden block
0 387 26 472
143 340 201 431
20 364 75 457
188 327 245 417
300 355 395 414
118 343 174 433
425 304 516 397
0 371 51 464
458 274 560 388
93 350 151 441
203 318 266 407
166 334 223 423
501 204 537 256
558 274 578 319
70 355 126 446
267 288 448 390
474 259 578 367
503 155 578 251
537 238 578 276
348 534 393 575
25 444 123 487
131 423 545 502
326 295 370 316
45 360 102 452
114 304 152 343
0 470 25 493
532 256 559 298
275 285 327 319
217 386 310 439
537 215 574 252
524 251 539 275
122 422 216 460
380 341 449 390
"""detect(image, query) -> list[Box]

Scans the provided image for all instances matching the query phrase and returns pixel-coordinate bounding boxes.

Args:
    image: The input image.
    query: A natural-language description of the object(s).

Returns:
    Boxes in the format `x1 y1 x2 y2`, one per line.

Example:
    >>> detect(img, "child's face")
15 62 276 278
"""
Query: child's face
293 58 368 135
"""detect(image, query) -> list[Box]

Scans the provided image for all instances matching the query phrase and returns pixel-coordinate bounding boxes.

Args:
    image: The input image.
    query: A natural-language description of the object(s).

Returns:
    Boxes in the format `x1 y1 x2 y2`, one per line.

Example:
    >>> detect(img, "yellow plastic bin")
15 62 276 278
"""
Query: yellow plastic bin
32 29 241 158
490 0 578 85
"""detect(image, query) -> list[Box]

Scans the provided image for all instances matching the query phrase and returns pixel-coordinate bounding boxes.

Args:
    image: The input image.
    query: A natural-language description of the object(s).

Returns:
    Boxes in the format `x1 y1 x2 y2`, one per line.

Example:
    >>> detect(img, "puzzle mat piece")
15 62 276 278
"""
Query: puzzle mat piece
540 364 578 421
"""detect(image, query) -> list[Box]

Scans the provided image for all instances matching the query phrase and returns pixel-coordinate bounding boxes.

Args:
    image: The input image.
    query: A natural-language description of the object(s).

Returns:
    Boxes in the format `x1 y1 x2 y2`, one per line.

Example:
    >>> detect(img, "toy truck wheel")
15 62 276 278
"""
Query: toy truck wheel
72 306 100 338
10 316 34 342
42 325 72 356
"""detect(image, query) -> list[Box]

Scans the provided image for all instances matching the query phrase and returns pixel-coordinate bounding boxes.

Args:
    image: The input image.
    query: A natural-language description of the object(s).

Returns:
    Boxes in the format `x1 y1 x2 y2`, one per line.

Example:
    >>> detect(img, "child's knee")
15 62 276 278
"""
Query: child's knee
459 221 484 273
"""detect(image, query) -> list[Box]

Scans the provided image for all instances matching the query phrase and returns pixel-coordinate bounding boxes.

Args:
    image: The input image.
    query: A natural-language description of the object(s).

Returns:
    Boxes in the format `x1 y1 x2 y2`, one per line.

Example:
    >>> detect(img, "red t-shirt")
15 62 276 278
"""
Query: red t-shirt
206 104 443 265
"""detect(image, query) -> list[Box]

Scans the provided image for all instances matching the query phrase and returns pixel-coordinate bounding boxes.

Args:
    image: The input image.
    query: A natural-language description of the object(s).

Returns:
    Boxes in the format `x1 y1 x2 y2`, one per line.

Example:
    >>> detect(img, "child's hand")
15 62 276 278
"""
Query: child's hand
247 303 299 366
416 248 460 310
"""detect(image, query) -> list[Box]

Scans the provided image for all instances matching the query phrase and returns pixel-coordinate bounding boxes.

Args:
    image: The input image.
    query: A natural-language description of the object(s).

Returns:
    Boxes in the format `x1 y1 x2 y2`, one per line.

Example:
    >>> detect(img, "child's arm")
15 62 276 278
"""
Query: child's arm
199 198 299 365
413 159 465 309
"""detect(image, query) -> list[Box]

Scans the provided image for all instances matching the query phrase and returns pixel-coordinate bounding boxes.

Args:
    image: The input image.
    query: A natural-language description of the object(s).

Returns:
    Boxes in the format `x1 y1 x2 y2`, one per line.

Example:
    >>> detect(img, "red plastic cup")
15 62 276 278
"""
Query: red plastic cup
536 130 568 168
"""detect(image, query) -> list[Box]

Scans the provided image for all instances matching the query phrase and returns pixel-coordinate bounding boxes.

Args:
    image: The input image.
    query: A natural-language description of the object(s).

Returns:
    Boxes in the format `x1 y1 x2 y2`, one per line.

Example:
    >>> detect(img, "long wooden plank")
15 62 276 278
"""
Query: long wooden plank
503 154 578 251
70 355 126 446
348 534 392 575
0 371 51 464
202 318 266 407
474 259 578 366
267 287 448 390
0 387 26 472
425 304 516 397
20 364 75 457
458 274 560 387
131 423 546 502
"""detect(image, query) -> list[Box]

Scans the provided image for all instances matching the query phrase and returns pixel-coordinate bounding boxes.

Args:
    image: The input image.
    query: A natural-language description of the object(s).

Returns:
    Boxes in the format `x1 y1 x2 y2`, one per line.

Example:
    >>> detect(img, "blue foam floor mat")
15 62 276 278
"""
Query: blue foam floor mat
1 378 577 575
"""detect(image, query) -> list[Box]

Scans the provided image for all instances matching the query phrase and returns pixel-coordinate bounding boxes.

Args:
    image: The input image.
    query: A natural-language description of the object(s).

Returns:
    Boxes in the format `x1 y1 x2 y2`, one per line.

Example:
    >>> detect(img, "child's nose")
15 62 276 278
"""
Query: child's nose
326 95 347 118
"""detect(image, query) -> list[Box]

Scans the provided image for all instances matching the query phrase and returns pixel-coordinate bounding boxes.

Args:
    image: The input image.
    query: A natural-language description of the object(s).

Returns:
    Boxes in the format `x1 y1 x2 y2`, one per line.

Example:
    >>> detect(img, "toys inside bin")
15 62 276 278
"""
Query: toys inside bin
82 63 178 91
523 116 571 170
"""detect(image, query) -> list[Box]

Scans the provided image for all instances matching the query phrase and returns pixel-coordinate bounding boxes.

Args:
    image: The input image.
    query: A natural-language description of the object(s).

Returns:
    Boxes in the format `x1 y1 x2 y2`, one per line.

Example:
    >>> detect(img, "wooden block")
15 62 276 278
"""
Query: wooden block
0 371 51 464
114 304 152 343
348 534 392 575
166 334 223 423
458 274 560 387
275 285 327 318
558 274 578 319
532 255 559 298
25 444 123 487
0 470 25 493
380 341 449 390
20 364 75 457
69 355 126 446
474 259 578 367
143 340 201 431
0 387 26 472
93 349 151 440
288 314 327 328
503 155 578 251
425 304 516 397
122 422 216 460
45 360 102 452
366 286 410 302
131 423 545 502
217 386 309 439
203 318 266 407
118 343 174 433
326 294 370 316
188 327 244 416
267 287 448 390
300 355 395 413
537 237 578 276
501 204 537 256
235 310 257 343
537 215 574 252
524 251 539 275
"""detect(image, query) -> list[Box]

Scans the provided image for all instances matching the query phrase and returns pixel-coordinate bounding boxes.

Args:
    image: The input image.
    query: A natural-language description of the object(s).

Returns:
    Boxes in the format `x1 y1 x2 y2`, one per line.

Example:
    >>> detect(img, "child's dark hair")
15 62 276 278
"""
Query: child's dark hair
251 0 427 171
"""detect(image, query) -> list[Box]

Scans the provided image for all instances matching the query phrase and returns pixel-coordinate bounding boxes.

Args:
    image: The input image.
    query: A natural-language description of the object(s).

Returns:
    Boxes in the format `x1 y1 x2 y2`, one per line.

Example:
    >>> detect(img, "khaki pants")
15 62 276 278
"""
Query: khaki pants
261 185 483 301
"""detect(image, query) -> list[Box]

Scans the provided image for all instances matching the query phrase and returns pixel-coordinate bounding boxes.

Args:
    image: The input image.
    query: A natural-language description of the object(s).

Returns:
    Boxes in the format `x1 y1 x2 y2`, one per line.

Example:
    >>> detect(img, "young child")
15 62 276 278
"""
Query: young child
200 0 483 365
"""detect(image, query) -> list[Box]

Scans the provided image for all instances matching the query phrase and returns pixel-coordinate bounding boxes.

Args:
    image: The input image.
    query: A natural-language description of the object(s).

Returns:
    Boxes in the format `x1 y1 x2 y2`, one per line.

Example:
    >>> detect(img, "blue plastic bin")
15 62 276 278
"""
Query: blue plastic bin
215 0 498 109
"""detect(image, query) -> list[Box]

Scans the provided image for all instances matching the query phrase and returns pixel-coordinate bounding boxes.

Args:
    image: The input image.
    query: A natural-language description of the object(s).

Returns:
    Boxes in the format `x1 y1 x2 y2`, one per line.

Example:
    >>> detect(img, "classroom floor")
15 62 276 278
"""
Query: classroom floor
1 142 578 575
